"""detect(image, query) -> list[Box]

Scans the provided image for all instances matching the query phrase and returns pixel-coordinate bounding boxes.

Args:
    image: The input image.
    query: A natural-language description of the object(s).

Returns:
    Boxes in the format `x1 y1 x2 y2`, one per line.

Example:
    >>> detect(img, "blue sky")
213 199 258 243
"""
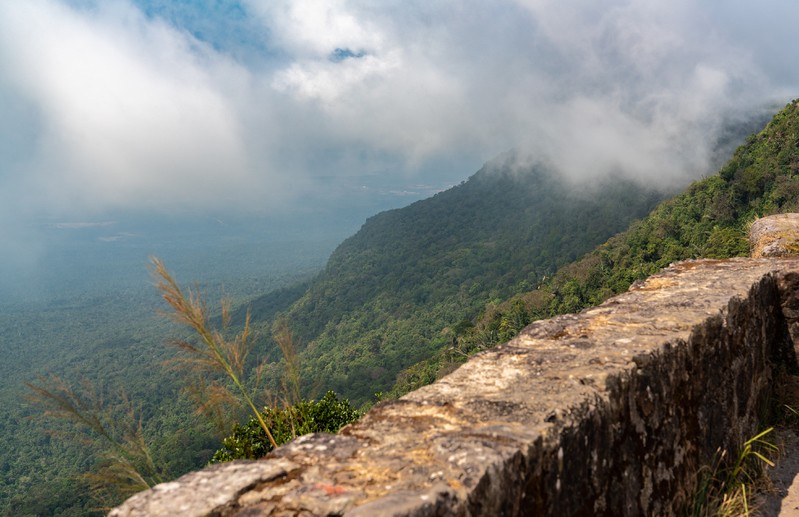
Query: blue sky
0 0 798 229
131 1 279 65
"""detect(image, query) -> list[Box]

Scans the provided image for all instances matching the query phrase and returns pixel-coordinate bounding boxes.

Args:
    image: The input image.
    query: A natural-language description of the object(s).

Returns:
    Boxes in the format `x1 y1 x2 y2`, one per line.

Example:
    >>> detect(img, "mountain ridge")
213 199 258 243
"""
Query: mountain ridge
254 155 675 404
387 99 799 397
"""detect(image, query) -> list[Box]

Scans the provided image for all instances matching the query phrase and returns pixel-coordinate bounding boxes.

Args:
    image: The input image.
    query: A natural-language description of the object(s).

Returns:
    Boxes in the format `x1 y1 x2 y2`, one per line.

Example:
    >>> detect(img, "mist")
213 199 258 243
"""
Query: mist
0 0 797 282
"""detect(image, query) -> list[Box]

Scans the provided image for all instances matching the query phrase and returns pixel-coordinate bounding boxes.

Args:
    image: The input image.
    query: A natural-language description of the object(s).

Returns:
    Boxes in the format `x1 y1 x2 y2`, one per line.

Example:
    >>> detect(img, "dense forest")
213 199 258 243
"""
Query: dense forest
391 99 799 395
0 227 340 516
250 161 671 405
0 101 785 514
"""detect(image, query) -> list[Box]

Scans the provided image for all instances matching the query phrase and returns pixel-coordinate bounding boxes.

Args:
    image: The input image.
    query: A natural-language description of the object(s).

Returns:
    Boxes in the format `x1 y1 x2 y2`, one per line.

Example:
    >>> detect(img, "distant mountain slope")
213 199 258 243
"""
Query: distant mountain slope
541 99 799 314
390 100 799 396
255 156 670 403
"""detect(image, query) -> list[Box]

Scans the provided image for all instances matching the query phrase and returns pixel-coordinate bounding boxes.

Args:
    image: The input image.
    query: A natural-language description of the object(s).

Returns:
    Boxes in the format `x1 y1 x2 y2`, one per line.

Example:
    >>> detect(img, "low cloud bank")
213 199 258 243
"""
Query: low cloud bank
0 0 795 238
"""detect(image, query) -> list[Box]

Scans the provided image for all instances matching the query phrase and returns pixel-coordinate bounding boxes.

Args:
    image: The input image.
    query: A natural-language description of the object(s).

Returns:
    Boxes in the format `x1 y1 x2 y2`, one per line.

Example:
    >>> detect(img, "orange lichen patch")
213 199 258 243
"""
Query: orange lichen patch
315 483 349 496
448 478 465 490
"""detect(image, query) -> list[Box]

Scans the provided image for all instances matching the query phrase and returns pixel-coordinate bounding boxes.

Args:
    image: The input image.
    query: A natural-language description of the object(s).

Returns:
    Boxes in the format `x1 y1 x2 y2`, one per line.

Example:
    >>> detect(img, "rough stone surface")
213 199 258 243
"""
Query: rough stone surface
750 213 799 258
112 257 799 516
108 460 298 517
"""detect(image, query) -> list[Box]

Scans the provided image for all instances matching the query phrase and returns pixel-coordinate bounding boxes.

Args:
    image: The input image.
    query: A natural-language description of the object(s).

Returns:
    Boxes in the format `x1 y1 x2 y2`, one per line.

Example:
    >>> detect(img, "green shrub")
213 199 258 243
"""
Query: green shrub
211 391 359 462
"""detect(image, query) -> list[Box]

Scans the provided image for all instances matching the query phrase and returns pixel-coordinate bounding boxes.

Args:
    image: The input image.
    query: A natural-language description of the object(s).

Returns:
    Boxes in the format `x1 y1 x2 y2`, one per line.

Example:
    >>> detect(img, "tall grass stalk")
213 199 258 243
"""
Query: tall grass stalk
26 375 164 509
150 257 278 449
691 427 777 517
273 316 301 406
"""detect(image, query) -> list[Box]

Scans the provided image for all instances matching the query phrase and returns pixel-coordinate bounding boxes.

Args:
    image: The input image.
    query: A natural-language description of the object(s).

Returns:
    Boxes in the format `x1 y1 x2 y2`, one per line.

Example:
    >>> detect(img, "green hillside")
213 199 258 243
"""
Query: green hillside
544 100 799 312
257 157 669 404
391 99 799 395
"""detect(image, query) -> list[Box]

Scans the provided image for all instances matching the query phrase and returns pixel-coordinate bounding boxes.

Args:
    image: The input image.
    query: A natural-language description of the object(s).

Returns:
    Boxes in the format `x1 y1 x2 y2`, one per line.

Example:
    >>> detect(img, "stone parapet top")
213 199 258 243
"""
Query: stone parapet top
111 256 799 516
750 213 799 258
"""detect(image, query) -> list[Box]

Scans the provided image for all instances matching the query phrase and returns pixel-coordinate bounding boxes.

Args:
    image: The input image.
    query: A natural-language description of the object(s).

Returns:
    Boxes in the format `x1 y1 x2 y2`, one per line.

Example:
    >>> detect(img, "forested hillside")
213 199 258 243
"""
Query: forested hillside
391 99 799 395
255 158 669 404
545 100 799 311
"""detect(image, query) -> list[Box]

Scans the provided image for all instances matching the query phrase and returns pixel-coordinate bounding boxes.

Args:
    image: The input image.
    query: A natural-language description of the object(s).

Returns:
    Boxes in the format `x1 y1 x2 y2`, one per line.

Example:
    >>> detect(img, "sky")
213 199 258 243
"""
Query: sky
0 0 798 263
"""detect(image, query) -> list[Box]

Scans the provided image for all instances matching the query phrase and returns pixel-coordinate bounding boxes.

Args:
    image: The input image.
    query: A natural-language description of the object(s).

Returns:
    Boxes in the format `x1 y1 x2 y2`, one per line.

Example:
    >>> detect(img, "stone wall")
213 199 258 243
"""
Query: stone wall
112 216 799 516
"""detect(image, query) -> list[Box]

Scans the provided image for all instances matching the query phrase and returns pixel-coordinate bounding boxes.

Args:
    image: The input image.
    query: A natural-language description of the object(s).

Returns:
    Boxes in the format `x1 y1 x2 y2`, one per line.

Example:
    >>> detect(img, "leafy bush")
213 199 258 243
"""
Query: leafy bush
211 391 359 462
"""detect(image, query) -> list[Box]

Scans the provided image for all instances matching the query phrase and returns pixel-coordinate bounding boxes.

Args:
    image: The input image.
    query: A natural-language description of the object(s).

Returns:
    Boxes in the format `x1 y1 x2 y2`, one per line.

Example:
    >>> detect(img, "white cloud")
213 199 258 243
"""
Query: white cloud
0 0 258 214
271 51 401 104
246 0 385 58
0 0 797 228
